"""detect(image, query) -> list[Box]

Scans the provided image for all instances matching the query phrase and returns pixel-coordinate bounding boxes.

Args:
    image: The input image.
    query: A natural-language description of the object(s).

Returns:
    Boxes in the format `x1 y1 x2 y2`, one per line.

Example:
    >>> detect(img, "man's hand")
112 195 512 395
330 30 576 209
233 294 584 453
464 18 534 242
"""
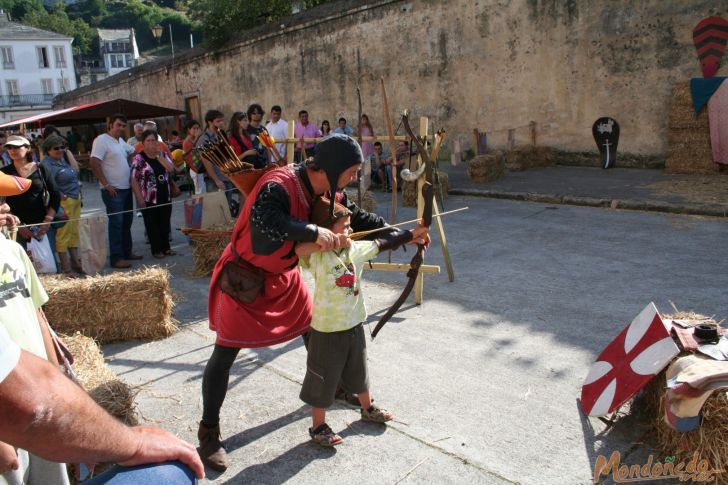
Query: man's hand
409 224 430 247
0 441 19 474
316 227 351 251
215 179 225 190
0 204 19 228
117 426 204 480
105 185 118 198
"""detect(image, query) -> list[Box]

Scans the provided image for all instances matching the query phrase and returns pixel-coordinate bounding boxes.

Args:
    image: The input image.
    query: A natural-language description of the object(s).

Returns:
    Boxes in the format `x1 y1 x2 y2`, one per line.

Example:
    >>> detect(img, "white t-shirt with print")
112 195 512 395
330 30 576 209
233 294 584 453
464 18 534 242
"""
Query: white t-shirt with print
90 133 135 189
0 324 20 384
0 235 49 359
299 240 379 333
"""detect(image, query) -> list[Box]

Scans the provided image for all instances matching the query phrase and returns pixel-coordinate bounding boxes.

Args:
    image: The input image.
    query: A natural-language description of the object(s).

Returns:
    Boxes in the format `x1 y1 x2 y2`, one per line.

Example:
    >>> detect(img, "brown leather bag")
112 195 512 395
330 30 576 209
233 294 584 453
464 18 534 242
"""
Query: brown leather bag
218 244 265 304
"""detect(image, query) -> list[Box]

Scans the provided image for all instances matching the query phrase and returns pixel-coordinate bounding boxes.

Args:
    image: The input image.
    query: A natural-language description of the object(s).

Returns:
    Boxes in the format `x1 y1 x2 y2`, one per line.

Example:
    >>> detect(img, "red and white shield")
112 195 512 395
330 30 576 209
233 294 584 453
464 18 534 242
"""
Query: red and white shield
581 303 679 417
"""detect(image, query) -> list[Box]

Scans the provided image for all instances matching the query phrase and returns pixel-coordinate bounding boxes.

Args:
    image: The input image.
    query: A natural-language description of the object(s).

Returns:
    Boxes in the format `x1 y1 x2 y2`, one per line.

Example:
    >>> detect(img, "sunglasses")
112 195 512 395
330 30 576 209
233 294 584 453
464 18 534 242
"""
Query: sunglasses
51 146 66 151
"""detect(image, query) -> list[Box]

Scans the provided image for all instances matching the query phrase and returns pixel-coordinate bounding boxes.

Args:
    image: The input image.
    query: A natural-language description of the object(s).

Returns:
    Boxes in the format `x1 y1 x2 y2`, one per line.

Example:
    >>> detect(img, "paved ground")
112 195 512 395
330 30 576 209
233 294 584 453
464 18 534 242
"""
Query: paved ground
443 164 728 217
75 178 728 484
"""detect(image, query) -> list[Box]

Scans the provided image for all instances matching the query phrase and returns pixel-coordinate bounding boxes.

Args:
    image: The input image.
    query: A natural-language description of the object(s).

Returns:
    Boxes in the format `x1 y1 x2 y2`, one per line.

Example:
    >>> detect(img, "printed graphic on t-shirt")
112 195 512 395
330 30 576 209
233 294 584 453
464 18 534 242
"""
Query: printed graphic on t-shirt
0 262 30 306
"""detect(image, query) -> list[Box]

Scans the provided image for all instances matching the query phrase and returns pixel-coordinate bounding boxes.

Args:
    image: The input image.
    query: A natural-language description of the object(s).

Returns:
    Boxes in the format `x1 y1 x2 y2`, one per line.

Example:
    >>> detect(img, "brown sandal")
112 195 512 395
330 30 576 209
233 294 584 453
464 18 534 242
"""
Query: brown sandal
309 423 343 447
361 405 394 423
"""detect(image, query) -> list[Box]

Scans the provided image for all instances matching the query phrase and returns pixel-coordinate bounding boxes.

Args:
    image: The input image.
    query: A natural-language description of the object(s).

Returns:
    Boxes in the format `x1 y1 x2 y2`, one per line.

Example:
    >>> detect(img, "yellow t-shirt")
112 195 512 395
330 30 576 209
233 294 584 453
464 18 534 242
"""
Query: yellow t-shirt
0 235 49 359
300 240 379 333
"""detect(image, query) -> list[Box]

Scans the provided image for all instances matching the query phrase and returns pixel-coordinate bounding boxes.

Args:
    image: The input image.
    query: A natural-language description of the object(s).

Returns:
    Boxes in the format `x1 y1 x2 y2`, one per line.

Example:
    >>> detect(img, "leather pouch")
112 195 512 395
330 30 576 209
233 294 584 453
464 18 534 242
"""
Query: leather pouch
218 246 265 304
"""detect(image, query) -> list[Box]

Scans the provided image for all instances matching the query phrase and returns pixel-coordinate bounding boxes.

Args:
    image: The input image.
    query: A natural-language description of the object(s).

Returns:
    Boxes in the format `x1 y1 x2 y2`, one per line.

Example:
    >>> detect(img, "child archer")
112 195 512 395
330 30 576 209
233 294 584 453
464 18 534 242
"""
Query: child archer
296 196 428 447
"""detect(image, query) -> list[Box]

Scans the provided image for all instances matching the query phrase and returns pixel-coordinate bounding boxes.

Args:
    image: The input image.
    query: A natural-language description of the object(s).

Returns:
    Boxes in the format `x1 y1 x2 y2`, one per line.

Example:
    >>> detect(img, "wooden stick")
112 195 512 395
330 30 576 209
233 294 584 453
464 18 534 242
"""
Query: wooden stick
350 207 468 239
381 78 398 226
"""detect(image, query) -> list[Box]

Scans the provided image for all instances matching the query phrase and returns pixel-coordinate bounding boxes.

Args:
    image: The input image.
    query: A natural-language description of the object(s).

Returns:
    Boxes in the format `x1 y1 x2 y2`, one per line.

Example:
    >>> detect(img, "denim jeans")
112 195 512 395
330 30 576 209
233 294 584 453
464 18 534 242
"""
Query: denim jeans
101 188 133 265
83 460 197 484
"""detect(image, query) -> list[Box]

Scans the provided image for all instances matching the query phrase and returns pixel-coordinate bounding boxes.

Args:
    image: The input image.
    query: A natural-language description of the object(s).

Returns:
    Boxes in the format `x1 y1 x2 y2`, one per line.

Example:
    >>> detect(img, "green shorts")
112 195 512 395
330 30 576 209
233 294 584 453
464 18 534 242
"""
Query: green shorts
300 323 368 408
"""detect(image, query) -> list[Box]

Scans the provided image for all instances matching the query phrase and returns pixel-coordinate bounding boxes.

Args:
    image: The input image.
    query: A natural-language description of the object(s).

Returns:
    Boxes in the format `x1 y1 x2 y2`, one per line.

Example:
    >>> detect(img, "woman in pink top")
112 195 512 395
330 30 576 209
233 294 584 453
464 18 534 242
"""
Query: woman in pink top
359 114 374 159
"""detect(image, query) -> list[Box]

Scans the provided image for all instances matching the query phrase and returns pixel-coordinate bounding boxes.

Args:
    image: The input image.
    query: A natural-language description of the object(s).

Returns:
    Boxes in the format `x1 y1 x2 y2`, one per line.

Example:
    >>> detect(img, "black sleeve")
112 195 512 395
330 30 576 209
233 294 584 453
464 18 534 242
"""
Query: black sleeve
374 229 413 252
340 190 408 240
249 182 318 255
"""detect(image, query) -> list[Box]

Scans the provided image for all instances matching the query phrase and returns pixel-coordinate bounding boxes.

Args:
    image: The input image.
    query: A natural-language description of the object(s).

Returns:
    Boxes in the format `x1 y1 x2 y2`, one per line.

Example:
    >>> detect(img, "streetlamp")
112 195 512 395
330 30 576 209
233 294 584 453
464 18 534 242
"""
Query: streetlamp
151 23 174 61
151 24 163 43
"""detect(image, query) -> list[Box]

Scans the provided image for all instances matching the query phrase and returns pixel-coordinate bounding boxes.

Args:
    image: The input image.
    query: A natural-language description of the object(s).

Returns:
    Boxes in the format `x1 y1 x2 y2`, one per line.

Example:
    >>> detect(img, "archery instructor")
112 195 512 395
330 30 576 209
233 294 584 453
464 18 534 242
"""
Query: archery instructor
197 134 429 471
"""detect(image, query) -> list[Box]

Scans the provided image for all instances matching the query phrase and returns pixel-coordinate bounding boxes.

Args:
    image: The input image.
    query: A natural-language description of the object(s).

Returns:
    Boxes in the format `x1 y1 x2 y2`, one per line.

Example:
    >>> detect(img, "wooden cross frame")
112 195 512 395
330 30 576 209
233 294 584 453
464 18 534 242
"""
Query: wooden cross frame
363 115 455 304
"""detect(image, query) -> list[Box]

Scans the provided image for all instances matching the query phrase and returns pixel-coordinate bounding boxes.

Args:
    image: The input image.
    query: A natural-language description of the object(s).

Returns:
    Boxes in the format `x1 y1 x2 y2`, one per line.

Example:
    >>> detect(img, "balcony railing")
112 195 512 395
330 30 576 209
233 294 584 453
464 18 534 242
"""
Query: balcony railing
0 94 54 107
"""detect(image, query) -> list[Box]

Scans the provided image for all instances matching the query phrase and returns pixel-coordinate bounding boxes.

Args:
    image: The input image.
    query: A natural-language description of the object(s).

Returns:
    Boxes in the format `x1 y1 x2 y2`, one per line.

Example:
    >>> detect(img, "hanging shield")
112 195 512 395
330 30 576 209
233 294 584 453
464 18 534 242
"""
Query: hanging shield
693 16 728 79
592 117 620 169
581 302 679 417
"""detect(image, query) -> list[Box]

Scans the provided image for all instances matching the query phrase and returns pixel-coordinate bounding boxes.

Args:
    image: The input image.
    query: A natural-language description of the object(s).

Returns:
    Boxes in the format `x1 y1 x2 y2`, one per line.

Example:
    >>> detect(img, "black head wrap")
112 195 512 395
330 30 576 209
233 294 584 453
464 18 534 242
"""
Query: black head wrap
313 134 363 216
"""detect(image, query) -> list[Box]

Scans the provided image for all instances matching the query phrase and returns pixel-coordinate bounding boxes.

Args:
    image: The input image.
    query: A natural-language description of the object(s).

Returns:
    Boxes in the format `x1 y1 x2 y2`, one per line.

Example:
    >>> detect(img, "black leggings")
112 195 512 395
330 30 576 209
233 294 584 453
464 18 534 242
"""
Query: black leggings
201 344 241 428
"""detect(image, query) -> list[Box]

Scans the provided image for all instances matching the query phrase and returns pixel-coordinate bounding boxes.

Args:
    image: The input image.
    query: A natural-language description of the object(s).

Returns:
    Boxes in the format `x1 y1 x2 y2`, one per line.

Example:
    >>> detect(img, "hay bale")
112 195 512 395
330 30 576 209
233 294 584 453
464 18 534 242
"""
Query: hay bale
402 181 417 207
402 173 450 208
506 145 556 171
63 332 137 425
631 310 728 484
41 267 177 344
344 189 377 213
187 221 235 276
467 153 505 182
666 82 719 175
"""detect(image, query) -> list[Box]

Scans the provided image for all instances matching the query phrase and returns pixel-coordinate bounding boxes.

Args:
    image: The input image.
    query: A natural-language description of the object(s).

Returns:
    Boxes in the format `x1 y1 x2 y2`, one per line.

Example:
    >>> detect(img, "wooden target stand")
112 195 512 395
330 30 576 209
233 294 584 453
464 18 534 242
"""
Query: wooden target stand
365 116 454 304
281 117 454 304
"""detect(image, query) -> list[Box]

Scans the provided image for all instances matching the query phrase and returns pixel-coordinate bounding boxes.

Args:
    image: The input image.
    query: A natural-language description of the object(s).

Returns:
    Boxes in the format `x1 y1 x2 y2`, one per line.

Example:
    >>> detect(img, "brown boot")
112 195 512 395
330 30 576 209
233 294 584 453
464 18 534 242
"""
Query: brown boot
197 422 229 472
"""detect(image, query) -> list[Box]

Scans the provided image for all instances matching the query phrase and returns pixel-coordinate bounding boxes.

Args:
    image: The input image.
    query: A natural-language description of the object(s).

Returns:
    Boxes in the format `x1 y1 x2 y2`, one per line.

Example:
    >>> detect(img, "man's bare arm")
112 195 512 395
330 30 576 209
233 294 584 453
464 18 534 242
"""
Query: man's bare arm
0 350 204 479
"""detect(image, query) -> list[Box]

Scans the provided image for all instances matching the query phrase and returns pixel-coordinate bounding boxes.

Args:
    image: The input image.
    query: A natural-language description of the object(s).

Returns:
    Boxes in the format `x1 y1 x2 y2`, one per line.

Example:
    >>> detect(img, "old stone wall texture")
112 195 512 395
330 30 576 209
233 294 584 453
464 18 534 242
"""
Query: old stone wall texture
55 0 726 156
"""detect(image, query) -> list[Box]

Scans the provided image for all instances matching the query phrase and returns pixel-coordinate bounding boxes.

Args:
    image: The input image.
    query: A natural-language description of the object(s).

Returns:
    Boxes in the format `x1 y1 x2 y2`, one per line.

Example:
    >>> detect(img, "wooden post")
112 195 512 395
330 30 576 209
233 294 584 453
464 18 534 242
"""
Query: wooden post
507 128 516 150
530 121 537 146
286 121 295 165
414 116 428 304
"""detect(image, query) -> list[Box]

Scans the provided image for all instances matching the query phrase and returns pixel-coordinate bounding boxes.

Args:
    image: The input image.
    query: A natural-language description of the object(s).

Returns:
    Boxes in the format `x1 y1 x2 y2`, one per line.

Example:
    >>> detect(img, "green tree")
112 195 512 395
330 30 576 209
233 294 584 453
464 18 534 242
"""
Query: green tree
21 4 95 55
0 0 44 21
188 0 331 48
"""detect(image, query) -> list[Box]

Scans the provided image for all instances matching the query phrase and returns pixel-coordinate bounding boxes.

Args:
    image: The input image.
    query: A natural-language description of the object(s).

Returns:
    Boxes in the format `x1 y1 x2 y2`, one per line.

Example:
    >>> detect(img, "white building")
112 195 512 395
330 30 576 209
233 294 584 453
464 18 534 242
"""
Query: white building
0 12 76 124
78 29 139 87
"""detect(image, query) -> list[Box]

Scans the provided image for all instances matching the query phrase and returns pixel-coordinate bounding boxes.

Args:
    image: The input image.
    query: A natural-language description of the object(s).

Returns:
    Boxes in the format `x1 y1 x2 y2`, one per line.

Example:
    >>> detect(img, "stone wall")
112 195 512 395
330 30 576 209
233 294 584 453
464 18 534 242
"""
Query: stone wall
55 0 725 156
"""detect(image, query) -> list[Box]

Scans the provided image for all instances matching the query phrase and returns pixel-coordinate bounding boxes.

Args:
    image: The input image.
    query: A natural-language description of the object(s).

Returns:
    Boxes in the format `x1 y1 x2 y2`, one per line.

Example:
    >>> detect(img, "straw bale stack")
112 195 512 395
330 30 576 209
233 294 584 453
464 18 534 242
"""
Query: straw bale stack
186 221 235 276
632 310 728 484
505 145 556 172
41 267 177 344
63 332 138 425
666 82 718 175
467 152 505 182
344 189 377 213
402 172 451 207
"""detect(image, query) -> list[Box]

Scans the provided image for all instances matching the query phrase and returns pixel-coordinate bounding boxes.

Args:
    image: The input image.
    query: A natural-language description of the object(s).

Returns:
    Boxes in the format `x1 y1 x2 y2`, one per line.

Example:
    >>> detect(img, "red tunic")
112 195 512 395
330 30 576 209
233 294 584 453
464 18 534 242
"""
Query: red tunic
208 166 313 348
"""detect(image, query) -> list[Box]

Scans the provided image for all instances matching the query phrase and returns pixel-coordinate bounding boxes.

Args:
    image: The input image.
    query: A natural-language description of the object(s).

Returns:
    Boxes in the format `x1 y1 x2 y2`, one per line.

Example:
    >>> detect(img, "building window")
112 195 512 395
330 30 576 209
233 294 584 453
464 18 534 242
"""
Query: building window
41 79 53 95
37 46 49 68
6 80 18 95
110 53 129 68
56 78 69 93
53 46 66 68
125 54 132 67
0 47 14 69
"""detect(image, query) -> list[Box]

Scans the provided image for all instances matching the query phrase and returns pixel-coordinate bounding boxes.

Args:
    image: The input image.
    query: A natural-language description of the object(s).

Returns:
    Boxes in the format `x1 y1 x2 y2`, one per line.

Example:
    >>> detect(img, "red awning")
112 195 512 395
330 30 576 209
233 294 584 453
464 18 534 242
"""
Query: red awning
0 99 185 129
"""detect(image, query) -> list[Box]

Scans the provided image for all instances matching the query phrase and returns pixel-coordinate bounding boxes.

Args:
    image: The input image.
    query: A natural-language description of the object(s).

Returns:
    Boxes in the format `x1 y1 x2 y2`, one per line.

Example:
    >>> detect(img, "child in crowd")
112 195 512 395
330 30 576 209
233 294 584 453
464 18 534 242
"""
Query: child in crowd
296 196 427 447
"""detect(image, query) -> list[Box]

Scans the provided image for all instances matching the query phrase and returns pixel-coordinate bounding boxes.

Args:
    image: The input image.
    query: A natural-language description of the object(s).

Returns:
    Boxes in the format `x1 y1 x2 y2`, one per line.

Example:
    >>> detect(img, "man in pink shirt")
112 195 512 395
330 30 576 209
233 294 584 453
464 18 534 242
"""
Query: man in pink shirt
293 110 322 162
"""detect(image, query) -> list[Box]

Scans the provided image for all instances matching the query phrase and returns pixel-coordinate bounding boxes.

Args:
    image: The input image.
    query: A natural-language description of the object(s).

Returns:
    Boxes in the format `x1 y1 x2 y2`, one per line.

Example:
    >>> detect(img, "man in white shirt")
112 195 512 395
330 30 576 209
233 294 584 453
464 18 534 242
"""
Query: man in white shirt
265 105 288 159
89 113 142 269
